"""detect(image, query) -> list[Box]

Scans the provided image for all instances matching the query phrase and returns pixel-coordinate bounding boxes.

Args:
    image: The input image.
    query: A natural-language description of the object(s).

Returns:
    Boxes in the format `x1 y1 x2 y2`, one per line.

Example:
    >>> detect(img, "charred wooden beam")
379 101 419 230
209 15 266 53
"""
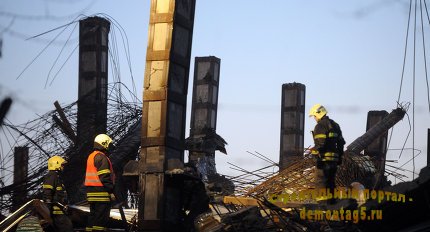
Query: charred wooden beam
53 101 76 144
279 83 305 170
110 118 142 202
66 16 111 204
76 16 110 146
12 147 29 211
187 56 226 181
365 110 389 187
0 97 12 127
52 115 76 144
427 129 430 167
365 110 389 166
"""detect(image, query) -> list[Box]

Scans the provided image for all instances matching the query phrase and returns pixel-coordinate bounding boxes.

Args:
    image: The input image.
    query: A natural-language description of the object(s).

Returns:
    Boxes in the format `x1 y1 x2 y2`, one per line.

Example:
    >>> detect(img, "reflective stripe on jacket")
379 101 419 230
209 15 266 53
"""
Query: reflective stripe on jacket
321 152 339 162
84 151 115 187
42 170 68 215
85 151 115 202
312 116 345 162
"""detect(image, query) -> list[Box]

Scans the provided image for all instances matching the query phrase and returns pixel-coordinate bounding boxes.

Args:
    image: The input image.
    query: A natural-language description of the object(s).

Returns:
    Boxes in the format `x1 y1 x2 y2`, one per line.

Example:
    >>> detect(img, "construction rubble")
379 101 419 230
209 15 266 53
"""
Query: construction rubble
1 1 430 230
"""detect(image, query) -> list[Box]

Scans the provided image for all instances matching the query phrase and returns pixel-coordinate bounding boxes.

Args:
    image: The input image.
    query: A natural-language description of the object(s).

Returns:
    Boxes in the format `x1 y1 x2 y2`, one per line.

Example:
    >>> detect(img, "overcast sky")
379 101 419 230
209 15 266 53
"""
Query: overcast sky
1 0 429 183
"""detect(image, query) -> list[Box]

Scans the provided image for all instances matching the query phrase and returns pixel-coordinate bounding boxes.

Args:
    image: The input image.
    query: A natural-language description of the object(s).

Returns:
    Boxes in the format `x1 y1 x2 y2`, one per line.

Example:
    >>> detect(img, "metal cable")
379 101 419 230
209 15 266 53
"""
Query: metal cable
423 0 430 112
397 0 413 103
412 0 417 179
44 22 78 88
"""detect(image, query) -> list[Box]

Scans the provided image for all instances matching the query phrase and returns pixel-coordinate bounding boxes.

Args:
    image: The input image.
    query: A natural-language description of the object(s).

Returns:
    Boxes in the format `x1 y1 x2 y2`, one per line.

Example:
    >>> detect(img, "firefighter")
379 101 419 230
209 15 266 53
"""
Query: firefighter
43 155 74 232
84 134 116 232
309 104 345 202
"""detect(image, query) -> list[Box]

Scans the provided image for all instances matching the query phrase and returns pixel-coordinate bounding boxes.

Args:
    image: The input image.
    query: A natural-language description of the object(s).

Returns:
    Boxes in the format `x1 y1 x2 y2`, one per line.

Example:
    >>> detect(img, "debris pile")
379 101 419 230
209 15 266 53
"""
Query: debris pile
0 83 141 214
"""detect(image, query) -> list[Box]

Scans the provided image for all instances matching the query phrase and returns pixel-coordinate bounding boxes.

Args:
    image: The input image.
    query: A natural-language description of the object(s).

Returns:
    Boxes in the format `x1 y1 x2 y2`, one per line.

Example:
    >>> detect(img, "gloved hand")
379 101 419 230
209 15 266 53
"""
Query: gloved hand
63 204 69 214
110 193 116 202
44 199 53 211
304 147 317 156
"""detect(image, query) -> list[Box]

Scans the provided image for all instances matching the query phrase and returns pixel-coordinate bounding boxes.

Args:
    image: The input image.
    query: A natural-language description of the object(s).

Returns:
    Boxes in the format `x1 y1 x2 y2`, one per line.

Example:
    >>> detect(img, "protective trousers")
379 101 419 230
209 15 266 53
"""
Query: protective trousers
315 161 338 197
52 214 74 232
86 202 111 231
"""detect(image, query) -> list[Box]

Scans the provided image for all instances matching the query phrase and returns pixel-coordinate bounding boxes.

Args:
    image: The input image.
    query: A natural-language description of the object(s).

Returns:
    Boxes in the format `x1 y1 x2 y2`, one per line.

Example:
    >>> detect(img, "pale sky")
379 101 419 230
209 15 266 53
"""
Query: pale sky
1 0 429 183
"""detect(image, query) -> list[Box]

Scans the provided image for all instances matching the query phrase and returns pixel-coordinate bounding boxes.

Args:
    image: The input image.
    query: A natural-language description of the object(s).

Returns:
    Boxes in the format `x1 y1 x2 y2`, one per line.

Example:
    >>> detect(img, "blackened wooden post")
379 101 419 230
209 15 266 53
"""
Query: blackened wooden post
77 16 110 148
139 0 196 231
0 97 12 126
54 101 76 144
279 83 305 170
66 16 110 203
364 111 389 172
427 129 429 167
12 146 28 211
189 56 221 180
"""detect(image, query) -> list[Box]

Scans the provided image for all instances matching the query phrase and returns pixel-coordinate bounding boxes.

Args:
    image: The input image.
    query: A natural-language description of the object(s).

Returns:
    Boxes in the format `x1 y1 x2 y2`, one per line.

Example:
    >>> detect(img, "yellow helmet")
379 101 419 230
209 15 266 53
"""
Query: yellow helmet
94 134 113 151
48 156 66 171
309 104 327 121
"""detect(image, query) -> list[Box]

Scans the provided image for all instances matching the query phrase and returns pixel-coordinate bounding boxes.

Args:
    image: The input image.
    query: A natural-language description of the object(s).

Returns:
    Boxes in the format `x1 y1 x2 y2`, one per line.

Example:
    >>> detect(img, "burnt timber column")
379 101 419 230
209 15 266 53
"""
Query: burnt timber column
189 56 221 180
364 111 389 172
139 0 196 231
77 16 110 147
279 83 305 170
12 147 28 211
427 129 429 167
69 16 110 202
364 110 389 188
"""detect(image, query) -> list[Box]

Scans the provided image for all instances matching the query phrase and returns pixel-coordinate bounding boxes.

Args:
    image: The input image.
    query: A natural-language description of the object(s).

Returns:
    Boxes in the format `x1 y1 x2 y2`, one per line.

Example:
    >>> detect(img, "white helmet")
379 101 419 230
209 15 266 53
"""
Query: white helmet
94 134 113 151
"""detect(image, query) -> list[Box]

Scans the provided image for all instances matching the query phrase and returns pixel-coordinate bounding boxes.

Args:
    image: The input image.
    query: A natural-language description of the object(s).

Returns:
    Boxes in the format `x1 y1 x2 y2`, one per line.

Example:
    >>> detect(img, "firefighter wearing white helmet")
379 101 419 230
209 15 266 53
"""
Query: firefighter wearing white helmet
309 104 345 203
84 134 116 232
43 156 74 231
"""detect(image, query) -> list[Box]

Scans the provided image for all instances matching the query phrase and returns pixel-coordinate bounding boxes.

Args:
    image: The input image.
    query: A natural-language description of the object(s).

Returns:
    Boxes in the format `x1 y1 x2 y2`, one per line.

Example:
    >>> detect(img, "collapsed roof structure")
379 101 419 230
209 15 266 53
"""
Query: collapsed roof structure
244 107 406 199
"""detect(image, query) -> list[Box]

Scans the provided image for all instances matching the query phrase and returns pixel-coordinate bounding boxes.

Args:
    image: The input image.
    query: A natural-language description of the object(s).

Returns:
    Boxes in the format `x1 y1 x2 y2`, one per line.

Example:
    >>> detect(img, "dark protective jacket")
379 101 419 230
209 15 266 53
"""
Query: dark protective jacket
43 170 68 215
84 150 115 202
312 116 346 163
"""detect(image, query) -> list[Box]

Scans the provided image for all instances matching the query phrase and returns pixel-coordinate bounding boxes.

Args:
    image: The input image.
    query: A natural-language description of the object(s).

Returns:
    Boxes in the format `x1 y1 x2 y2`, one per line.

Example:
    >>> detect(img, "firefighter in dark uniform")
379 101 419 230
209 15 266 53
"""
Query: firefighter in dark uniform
43 155 74 232
309 104 345 201
84 134 116 232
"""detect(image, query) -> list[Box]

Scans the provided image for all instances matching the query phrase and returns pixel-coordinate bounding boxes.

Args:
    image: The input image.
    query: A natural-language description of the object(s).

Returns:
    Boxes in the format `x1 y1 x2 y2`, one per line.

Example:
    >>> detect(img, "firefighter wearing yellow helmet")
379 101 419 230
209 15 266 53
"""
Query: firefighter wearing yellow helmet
84 134 116 232
309 104 345 203
43 156 74 231
47 155 66 171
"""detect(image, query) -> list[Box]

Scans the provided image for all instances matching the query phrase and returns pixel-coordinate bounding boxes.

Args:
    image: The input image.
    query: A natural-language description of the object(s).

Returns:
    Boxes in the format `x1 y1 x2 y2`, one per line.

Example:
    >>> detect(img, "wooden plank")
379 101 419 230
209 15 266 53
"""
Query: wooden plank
52 115 76 143
54 101 76 140
223 196 259 206
223 196 317 209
